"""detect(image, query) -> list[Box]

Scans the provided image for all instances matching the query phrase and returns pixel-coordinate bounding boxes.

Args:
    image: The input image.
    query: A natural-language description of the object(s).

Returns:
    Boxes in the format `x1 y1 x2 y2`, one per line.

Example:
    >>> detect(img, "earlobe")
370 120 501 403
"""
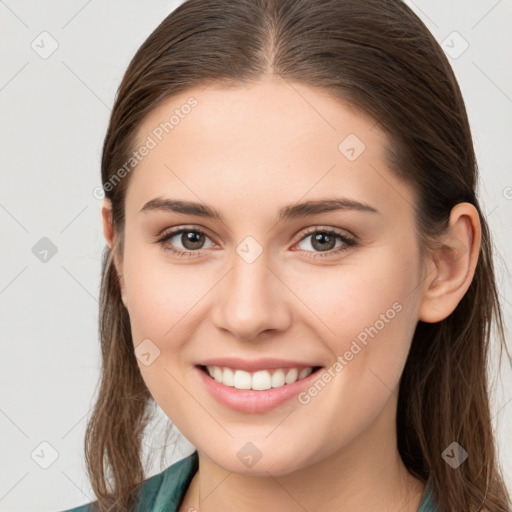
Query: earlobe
418 202 481 323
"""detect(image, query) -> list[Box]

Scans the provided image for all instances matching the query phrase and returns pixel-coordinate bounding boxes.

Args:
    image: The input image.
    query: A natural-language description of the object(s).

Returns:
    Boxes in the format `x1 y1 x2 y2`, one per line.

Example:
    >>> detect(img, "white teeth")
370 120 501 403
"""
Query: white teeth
233 369 252 389
205 365 315 390
223 367 234 386
252 370 272 390
285 368 298 384
271 369 285 388
213 366 223 382
298 367 312 379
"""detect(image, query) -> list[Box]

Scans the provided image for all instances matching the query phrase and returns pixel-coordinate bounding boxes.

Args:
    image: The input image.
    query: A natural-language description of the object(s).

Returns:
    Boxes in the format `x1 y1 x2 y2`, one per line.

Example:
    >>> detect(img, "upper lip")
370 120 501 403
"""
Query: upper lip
197 357 322 373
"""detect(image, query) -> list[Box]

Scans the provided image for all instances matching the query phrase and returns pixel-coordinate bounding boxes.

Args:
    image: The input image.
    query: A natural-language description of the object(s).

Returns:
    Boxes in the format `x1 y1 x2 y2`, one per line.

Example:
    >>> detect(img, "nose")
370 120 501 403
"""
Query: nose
211 252 292 341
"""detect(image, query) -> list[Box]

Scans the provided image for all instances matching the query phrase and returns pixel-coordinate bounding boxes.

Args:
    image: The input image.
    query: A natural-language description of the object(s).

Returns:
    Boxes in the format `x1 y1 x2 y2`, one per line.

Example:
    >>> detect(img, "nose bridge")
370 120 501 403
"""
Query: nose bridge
212 246 290 340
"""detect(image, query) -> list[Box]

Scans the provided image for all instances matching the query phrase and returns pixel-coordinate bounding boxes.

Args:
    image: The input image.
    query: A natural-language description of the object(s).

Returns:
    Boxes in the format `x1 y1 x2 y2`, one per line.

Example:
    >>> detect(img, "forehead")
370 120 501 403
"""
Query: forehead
125 76 413 220
133 76 385 156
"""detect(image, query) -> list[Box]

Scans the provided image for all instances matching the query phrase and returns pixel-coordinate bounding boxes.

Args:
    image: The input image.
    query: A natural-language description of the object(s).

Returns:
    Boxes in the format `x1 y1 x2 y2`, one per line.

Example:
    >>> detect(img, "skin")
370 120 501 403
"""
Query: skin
102 74 481 512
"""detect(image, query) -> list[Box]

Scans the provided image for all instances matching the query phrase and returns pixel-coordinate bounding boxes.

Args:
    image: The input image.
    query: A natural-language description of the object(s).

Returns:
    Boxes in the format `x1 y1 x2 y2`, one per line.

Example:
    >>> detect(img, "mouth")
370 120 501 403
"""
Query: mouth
194 357 326 413
197 364 323 391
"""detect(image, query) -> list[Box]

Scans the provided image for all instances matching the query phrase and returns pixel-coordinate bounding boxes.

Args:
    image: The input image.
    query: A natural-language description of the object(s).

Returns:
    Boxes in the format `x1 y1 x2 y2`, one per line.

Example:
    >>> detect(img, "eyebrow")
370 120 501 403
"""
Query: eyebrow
140 196 379 221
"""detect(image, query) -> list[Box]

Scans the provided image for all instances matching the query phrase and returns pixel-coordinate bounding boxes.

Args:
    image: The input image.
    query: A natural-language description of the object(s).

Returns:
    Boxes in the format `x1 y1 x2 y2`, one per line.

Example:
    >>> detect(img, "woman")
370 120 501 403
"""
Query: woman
60 0 512 510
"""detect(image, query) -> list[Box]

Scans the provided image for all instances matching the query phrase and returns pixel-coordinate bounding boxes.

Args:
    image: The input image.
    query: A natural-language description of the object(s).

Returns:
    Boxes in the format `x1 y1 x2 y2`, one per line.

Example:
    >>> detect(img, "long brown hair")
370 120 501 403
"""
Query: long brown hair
83 0 512 510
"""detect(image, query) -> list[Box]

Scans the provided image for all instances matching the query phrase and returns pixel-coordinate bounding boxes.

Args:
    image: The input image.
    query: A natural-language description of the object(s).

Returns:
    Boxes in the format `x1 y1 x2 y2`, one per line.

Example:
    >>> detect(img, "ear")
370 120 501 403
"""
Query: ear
418 202 481 323
101 199 128 307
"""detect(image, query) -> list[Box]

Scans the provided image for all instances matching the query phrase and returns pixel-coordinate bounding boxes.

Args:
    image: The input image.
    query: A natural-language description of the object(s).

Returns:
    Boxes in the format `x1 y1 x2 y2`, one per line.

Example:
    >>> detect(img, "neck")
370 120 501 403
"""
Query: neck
180 395 426 512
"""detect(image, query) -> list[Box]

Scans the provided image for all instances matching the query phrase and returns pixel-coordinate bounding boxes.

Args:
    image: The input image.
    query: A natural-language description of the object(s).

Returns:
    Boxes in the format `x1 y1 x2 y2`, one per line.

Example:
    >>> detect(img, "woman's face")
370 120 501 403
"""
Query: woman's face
108 75 429 475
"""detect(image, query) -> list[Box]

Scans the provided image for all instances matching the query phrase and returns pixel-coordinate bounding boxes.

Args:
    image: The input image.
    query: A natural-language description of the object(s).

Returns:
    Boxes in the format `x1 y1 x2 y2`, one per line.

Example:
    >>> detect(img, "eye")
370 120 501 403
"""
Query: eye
157 227 215 258
293 227 357 258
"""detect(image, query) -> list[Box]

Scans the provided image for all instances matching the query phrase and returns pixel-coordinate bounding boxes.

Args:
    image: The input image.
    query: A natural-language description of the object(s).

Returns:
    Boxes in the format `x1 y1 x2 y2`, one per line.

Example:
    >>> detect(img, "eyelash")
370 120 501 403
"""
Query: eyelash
156 226 357 259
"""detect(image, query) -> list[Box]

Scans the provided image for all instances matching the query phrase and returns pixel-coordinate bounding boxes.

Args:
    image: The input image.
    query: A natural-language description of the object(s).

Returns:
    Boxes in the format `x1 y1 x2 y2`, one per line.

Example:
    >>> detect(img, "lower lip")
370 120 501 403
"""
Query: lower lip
195 366 322 413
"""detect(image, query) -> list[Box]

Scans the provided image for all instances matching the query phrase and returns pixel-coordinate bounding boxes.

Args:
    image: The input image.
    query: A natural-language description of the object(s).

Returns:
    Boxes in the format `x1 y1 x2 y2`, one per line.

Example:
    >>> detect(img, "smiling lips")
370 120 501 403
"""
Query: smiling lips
196 360 324 413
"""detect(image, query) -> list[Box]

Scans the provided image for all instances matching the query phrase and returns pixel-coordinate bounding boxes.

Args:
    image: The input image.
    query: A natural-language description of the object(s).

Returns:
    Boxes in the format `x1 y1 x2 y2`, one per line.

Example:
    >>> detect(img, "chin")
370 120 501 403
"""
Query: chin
204 443 315 477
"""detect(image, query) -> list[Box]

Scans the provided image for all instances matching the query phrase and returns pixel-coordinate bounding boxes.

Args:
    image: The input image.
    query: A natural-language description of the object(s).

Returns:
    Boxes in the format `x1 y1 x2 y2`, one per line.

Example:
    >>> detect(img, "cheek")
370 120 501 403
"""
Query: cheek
121 246 208 420
298 248 417 338
122 244 212 344
295 248 419 387
282 255 419 452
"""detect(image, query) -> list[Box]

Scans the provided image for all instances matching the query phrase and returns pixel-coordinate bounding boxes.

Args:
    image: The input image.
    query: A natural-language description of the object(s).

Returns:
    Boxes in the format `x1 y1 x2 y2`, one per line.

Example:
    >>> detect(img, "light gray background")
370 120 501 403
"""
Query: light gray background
0 1 511 511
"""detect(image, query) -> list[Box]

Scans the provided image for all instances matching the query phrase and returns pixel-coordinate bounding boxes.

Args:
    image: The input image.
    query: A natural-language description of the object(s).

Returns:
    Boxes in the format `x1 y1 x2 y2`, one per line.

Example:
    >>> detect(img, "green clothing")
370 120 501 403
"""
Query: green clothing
60 450 439 511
